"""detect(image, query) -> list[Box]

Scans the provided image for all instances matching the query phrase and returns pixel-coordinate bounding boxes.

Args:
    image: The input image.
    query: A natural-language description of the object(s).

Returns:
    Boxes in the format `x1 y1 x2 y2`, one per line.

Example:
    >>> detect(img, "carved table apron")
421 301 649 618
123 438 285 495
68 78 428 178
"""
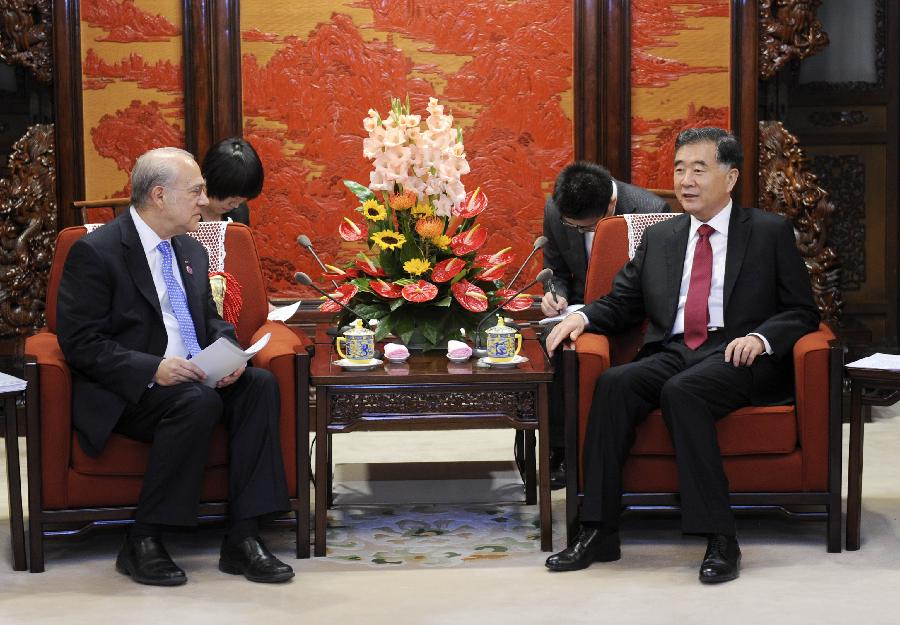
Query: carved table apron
307 335 554 557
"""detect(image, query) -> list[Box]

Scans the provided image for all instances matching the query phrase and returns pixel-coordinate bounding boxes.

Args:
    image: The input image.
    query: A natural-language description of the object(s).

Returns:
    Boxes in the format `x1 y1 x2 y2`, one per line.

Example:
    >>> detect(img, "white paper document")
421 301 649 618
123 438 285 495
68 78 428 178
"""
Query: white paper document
538 303 586 326
0 371 26 393
190 333 271 387
267 300 301 322
846 353 900 371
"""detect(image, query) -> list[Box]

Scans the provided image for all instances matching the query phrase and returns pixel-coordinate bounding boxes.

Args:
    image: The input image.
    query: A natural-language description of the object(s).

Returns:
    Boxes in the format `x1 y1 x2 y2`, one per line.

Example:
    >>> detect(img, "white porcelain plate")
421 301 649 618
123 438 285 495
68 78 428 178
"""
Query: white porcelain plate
333 358 383 371
478 355 529 368
446 354 472 363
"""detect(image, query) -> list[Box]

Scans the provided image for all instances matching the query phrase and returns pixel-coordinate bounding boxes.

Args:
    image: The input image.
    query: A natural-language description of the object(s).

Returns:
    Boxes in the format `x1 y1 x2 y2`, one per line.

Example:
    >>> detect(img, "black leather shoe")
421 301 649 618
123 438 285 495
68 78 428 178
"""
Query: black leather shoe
699 534 741 584
549 448 566 490
219 536 295 583
545 526 620 571
115 536 186 586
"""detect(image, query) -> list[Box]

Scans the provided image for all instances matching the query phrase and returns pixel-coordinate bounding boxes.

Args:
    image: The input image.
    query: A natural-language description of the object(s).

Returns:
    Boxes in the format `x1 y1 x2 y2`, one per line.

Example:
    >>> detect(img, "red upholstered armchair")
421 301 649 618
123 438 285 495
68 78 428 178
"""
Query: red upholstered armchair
22 222 312 572
562 214 842 552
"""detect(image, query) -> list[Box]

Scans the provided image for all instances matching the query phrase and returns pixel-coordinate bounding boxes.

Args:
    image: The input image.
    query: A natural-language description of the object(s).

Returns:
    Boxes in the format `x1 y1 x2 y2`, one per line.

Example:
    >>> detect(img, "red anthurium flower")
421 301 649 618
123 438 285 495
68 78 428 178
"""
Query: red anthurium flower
338 217 368 242
370 279 403 299
322 264 360 282
495 288 532 312
474 247 514 268
401 280 439 303
476 262 509 282
354 256 387 277
451 280 489 312
318 284 359 312
452 187 488 218
450 224 487 255
431 257 467 283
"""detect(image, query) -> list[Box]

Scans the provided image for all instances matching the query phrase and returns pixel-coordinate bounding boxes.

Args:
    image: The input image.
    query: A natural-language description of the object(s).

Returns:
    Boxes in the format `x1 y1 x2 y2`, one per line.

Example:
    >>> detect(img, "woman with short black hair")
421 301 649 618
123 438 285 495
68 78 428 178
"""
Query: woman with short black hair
200 137 264 225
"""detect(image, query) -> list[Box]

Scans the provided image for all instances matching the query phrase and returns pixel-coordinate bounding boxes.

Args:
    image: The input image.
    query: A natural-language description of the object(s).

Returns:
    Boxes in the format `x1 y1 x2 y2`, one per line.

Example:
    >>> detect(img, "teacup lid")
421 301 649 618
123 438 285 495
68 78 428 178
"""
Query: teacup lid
344 318 374 336
485 315 515 335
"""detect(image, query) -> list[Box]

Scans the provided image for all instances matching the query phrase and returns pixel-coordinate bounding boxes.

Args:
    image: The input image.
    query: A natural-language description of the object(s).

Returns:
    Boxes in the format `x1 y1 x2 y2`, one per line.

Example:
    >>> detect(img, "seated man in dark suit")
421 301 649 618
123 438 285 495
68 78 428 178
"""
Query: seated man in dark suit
57 147 294 586
537 162 669 488
544 129 819 583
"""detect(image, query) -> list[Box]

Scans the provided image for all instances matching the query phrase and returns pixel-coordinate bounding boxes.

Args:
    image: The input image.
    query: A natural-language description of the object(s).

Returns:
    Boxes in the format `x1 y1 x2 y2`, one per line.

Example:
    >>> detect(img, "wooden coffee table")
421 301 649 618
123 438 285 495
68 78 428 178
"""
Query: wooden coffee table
304 332 553 556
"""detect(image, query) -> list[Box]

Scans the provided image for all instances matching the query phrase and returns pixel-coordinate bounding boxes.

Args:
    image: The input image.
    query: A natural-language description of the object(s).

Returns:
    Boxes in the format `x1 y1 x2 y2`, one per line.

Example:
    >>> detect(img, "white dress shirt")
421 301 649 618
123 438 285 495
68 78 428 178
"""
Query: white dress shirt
130 207 190 358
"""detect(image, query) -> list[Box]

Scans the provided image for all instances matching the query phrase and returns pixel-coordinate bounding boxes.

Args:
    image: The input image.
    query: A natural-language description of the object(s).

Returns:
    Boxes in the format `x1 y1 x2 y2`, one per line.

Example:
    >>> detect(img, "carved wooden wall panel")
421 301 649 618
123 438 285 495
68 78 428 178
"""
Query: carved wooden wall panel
0 0 52 83
629 0 731 190
239 1 574 297
79 0 185 210
759 0 828 81
758 120 841 321
0 124 57 337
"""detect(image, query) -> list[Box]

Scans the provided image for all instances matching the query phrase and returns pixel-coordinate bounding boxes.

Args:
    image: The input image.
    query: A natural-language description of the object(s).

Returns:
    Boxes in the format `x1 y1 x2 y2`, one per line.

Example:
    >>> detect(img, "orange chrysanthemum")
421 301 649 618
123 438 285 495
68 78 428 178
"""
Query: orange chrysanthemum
415 216 444 238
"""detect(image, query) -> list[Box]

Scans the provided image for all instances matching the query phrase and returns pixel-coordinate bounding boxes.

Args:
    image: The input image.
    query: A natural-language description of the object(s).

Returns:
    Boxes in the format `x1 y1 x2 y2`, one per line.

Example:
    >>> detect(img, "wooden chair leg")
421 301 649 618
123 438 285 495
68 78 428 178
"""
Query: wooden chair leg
524 430 537 505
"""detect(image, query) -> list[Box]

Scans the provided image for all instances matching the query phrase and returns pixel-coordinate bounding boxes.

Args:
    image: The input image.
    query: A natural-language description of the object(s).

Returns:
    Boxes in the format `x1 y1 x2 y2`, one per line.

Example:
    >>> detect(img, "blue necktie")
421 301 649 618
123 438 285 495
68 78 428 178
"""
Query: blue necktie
157 240 202 357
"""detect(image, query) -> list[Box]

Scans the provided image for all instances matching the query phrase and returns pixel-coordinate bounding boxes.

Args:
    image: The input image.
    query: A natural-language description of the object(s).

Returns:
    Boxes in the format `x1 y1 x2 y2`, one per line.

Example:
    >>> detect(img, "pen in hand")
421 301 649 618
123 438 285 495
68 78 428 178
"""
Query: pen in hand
549 281 560 308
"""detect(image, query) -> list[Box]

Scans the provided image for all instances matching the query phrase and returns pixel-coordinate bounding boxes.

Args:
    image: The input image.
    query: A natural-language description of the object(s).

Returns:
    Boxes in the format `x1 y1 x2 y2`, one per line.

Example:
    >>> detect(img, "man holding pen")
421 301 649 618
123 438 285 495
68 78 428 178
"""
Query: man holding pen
539 162 669 487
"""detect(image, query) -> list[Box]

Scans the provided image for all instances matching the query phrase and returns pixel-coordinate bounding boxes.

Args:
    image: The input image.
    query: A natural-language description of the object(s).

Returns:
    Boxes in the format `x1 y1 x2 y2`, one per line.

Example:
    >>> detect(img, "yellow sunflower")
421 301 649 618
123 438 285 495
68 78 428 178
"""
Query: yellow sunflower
371 230 407 251
431 234 451 250
389 190 417 211
411 203 434 218
362 199 387 221
403 258 432 276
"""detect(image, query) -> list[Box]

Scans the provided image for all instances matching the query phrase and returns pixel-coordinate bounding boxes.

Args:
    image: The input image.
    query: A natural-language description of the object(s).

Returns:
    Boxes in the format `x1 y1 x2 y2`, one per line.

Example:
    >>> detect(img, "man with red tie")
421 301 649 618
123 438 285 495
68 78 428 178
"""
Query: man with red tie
543 128 819 583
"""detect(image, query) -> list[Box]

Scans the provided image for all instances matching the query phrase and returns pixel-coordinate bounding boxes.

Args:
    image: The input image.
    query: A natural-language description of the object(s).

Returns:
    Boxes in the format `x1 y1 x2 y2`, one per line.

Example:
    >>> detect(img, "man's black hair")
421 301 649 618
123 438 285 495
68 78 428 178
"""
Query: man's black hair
552 161 614 220
674 127 743 170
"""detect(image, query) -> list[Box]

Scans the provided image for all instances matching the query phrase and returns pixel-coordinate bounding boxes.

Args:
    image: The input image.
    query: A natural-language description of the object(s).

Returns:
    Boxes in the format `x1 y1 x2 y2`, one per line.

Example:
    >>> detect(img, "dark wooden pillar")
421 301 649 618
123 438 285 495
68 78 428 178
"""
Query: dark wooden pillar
52 0 84 229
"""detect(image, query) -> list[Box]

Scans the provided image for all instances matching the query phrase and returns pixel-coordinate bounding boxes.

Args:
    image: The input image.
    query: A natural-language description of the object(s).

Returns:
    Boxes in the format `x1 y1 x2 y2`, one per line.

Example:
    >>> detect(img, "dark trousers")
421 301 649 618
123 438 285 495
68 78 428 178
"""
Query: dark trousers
580 333 760 536
114 367 290 527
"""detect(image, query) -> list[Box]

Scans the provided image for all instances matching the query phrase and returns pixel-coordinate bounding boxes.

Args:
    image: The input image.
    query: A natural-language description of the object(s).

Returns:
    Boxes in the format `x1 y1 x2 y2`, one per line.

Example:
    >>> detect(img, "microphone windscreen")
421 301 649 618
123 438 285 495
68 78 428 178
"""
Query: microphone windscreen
535 267 553 283
533 235 548 249
297 234 312 248
294 271 312 286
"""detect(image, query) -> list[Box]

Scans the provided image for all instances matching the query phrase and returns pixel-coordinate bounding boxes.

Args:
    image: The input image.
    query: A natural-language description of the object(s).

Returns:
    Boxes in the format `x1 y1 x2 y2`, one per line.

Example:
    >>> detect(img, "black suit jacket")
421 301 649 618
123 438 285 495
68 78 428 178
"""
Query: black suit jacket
580 206 820 403
57 211 237 456
543 180 669 305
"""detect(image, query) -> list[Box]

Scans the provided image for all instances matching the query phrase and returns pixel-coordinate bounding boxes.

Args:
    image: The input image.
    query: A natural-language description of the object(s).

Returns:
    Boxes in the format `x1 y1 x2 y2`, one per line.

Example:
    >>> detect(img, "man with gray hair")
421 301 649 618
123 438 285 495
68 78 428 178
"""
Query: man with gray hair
543 128 819 583
57 147 294 586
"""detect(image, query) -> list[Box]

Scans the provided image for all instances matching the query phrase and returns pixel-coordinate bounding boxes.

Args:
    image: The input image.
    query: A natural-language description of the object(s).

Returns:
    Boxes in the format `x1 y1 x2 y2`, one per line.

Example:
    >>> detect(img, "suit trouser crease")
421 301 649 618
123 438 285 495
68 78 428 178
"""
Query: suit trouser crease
115 367 289 526
580 335 755 535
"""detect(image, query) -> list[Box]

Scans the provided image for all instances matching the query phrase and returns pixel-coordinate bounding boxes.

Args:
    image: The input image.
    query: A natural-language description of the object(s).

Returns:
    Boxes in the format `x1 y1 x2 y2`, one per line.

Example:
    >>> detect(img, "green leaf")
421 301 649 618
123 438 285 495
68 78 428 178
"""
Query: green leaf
433 296 452 307
344 180 375 202
389 298 405 311
420 319 441 344
393 314 416 345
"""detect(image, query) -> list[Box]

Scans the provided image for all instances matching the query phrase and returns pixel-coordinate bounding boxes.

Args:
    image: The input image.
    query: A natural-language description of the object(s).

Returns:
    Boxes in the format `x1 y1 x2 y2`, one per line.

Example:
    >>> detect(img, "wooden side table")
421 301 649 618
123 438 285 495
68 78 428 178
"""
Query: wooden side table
305 335 554 557
2 389 26 570
845 366 900 550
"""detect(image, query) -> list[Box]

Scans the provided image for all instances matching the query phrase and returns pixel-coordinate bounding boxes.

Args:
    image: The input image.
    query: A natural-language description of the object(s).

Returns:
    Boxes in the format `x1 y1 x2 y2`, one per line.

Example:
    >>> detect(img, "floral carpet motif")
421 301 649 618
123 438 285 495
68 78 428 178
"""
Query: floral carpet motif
322 504 546 567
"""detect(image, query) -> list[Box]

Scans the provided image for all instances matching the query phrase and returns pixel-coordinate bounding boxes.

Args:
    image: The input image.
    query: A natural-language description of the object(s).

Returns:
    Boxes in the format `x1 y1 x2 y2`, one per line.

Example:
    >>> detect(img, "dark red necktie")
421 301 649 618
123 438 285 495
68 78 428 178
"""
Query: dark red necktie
684 224 714 349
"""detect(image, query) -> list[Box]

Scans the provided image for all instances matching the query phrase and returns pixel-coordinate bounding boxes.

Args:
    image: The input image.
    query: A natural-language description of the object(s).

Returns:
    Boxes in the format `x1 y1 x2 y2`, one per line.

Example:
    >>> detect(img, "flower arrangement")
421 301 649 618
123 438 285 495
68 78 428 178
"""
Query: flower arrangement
316 96 531 349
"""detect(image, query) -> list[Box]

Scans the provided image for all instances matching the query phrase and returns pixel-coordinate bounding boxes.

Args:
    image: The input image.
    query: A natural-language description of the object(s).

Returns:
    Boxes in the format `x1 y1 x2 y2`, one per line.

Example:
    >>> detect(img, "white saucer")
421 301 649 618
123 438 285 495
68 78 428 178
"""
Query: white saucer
333 358 383 371
478 355 529 368
384 356 410 364
446 353 472 363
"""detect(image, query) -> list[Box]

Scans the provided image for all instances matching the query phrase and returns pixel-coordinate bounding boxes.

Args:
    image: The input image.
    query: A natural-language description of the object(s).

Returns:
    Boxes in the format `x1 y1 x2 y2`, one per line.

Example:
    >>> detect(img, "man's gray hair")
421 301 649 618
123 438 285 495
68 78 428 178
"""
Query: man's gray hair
131 147 196 208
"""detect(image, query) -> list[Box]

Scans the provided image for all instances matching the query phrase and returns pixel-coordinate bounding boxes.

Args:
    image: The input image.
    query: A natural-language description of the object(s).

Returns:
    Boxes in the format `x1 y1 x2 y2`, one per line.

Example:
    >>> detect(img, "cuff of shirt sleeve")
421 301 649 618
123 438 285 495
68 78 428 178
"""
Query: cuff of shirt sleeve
576 311 590 327
748 332 772 355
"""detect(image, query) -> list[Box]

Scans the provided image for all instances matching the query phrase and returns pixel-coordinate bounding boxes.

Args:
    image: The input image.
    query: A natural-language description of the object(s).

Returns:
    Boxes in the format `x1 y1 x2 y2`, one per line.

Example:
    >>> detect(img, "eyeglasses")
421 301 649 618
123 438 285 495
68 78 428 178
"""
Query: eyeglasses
168 184 208 198
559 217 597 234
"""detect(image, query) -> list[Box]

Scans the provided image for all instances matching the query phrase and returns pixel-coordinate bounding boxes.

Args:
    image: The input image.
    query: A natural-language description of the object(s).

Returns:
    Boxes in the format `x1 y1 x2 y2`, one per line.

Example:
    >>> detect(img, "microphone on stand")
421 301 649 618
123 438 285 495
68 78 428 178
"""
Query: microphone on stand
507 235 548 289
297 234 338 288
473 267 553 354
294 271 368 323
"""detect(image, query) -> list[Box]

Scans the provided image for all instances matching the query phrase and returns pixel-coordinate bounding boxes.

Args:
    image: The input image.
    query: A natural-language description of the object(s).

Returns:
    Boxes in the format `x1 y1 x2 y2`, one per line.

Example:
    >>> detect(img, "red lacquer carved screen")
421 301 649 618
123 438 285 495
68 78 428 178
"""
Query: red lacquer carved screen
240 1 574 297
80 0 185 218
630 0 730 190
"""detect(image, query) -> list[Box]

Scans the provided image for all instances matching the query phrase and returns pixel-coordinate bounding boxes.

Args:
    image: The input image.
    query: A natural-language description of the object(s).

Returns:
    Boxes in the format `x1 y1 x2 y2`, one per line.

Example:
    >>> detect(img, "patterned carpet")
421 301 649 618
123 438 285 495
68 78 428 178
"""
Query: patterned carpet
322 503 546 567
